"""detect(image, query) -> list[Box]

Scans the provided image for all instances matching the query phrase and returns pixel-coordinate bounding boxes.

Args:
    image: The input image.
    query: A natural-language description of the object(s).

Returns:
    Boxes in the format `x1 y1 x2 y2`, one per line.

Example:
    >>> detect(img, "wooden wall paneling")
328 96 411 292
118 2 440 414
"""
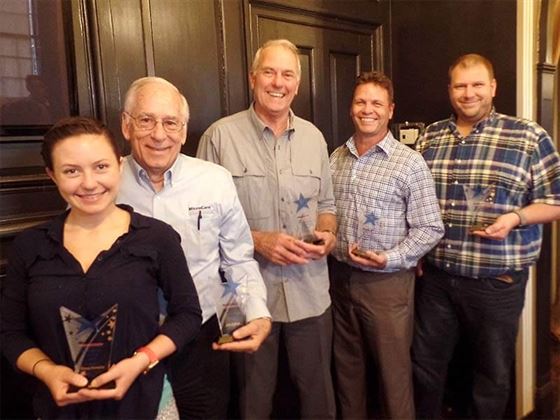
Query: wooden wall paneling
245 0 385 151
90 0 148 147
0 0 95 273
219 0 251 115
251 0 391 28
390 0 516 126
71 0 97 118
149 0 223 156
329 52 360 148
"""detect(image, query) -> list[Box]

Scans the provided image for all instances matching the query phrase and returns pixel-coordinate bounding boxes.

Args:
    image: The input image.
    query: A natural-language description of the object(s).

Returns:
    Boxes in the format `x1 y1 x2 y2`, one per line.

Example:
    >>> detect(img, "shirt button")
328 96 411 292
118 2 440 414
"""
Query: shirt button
447 244 452 249
281 198 285 202
451 202 455 207
454 180 459 184
448 223 453 228
282 224 287 229
461 140 465 144
446 263 451 268
457 159 461 163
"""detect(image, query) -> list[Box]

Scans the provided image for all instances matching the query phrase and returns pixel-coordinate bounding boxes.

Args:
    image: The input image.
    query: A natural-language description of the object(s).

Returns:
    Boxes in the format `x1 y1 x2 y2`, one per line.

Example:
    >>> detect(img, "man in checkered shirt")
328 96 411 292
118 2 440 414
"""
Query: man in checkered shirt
413 53 560 419
329 71 444 419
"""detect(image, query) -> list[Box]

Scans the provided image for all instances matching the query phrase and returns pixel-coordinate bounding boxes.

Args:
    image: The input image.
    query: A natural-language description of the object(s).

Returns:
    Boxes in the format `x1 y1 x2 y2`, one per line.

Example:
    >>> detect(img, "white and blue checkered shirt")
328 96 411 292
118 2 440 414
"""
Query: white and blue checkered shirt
330 131 444 272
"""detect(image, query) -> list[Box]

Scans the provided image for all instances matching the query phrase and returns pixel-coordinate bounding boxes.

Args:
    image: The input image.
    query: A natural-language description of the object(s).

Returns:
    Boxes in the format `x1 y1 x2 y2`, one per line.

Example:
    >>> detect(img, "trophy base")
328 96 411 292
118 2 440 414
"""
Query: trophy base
68 379 116 393
302 235 324 245
217 335 235 344
469 223 490 233
351 248 377 259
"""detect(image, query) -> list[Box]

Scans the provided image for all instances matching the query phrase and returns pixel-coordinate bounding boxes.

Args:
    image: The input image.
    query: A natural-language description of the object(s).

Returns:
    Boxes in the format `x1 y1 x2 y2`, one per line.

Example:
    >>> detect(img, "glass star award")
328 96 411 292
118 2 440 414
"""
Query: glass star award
350 211 378 259
60 304 118 392
463 185 496 233
293 193 324 245
296 215 324 245
216 277 247 344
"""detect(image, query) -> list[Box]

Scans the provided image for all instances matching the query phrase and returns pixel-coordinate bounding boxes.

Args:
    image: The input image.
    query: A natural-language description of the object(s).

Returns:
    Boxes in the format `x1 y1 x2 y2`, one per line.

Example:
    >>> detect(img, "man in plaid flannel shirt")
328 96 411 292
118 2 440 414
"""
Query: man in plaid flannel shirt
413 53 560 419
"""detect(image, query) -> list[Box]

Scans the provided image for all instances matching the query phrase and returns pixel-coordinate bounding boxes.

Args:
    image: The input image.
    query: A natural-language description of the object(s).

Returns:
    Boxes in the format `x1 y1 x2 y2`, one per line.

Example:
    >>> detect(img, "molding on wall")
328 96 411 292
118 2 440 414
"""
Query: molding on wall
140 0 156 76
214 0 230 115
516 0 537 417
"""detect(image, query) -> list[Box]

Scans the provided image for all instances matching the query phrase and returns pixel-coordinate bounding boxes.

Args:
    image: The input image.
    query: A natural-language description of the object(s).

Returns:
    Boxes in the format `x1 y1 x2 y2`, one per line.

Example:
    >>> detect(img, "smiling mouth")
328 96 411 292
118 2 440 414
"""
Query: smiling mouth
359 117 377 123
460 100 480 106
268 91 285 98
76 191 107 201
147 145 170 152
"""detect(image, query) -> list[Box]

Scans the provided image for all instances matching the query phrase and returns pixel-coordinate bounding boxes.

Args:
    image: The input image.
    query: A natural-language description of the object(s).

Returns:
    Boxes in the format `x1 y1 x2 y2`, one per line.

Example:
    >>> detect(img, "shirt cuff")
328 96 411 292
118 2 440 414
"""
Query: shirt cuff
383 250 403 271
244 296 271 322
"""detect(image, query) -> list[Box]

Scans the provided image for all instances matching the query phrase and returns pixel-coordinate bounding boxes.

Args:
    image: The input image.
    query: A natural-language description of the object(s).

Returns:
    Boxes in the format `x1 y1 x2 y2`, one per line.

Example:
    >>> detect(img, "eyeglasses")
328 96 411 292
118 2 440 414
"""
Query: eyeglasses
124 112 186 133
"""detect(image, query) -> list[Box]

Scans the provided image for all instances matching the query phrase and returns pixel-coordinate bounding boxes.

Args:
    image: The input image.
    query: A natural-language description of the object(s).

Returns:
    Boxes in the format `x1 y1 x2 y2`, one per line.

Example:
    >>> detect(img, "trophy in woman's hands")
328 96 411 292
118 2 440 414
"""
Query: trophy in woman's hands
60 304 118 392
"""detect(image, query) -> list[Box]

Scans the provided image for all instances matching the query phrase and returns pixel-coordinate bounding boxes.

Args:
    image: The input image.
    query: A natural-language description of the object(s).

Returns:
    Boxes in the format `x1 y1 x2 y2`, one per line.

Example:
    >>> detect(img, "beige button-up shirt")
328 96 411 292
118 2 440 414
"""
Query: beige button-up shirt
198 105 336 322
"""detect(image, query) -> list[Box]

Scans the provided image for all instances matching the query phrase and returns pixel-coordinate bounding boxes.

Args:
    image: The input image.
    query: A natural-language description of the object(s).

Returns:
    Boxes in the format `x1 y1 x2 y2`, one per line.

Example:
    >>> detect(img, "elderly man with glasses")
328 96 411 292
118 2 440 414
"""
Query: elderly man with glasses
117 77 271 419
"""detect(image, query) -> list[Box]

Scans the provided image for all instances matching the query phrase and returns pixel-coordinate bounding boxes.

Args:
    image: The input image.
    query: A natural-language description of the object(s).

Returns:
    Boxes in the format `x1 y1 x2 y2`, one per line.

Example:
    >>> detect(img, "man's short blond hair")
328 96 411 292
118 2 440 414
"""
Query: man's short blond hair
448 53 495 81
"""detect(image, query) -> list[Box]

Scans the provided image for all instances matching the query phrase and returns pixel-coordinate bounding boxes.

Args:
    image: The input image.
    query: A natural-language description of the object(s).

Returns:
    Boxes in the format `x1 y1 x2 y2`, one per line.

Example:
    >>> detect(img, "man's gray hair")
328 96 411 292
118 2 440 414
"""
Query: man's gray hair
251 39 301 80
123 76 190 122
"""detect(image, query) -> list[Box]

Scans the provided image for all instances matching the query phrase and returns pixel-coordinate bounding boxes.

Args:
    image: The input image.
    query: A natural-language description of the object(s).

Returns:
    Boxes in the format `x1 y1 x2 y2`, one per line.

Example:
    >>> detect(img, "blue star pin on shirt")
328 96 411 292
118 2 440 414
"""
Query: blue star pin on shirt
365 212 378 226
221 280 240 298
294 193 311 212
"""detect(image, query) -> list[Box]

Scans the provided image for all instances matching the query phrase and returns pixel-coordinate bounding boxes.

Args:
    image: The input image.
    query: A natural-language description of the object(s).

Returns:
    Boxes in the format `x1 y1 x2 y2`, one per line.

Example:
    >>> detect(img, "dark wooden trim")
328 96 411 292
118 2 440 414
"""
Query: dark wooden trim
214 0 230 116
140 0 156 76
0 211 60 239
72 0 98 118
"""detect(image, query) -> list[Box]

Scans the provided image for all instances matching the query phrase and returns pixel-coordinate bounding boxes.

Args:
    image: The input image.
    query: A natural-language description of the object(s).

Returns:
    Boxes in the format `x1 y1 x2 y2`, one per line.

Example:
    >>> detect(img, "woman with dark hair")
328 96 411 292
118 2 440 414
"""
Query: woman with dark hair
1 117 201 418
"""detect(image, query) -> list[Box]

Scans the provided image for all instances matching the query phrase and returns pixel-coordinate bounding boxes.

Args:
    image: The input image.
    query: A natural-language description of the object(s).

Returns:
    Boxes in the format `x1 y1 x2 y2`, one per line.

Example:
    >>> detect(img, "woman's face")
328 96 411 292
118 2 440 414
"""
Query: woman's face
47 133 122 218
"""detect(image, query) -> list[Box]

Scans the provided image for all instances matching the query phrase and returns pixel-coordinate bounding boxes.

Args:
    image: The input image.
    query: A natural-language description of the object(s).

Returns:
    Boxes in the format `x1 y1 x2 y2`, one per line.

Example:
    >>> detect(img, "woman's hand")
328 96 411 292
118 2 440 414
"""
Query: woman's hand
33 361 91 406
77 353 148 401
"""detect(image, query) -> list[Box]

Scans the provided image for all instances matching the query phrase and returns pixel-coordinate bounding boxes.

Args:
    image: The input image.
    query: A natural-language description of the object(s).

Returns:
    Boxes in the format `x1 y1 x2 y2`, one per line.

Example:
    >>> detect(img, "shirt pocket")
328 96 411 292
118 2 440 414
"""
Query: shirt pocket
228 161 269 221
291 159 322 202
181 206 221 267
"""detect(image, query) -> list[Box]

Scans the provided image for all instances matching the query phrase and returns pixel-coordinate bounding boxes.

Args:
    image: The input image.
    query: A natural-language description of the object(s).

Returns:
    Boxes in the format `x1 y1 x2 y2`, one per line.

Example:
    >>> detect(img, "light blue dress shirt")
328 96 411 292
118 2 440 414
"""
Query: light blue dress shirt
117 154 270 323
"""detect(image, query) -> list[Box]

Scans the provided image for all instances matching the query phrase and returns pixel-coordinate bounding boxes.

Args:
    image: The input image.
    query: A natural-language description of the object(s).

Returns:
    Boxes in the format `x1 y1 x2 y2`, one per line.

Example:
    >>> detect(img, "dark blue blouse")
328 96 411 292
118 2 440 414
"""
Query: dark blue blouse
1 205 202 418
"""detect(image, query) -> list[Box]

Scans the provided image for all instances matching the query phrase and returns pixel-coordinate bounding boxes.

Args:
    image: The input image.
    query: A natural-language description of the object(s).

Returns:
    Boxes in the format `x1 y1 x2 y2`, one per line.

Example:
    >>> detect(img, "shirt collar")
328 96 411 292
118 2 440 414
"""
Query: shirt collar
42 204 142 245
128 154 182 189
346 130 396 158
249 103 295 139
449 107 497 133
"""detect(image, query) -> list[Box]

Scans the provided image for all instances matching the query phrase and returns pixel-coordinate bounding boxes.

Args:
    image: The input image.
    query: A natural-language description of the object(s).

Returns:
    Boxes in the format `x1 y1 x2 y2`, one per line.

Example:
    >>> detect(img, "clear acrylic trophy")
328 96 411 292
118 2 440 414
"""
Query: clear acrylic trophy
463 185 496 233
60 304 118 392
351 211 378 259
293 193 324 245
216 278 246 344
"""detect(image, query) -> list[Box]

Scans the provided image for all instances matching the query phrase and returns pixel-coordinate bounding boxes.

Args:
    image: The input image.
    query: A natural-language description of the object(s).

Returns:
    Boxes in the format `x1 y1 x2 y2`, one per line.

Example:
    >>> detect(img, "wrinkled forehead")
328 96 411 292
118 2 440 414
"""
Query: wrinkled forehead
133 83 186 118
257 46 301 76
